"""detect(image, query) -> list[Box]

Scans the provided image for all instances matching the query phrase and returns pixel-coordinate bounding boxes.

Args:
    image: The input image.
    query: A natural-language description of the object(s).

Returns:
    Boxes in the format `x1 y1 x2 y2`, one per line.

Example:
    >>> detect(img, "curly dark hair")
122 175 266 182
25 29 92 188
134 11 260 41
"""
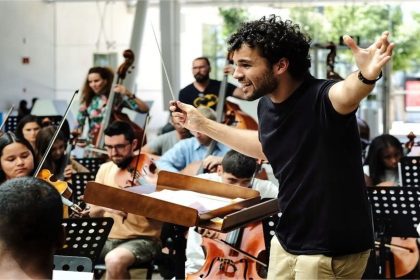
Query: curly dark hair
228 15 311 79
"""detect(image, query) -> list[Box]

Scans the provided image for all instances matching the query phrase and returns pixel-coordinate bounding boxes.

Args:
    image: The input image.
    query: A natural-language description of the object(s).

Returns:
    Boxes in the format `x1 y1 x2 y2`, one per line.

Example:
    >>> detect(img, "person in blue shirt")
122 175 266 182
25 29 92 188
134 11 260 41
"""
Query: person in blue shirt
156 107 229 173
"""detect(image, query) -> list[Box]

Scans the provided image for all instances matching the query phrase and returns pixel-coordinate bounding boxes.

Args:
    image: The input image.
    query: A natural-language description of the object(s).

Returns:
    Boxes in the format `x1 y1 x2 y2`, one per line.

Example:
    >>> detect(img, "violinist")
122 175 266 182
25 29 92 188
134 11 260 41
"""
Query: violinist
171 15 394 278
74 66 149 143
185 150 278 276
86 120 161 280
0 132 35 184
0 177 64 279
35 126 88 181
155 107 229 173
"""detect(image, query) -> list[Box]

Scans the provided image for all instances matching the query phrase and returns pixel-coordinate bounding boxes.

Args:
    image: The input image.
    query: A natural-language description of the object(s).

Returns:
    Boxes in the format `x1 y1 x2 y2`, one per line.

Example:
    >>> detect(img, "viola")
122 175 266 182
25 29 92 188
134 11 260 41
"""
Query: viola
186 222 268 280
115 153 158 188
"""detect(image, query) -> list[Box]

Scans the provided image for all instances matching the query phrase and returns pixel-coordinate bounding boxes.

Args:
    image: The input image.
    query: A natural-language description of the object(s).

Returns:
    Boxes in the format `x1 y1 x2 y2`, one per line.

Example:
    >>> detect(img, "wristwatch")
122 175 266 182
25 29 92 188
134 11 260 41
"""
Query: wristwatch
358 71 382 85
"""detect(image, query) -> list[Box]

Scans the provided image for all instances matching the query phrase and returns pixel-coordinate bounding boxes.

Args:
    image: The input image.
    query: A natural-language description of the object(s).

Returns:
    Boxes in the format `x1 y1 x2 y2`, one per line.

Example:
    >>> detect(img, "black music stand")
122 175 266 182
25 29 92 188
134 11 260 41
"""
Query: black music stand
399 156 420 186
4 115 69 137
56 217 114 266
367 186 420 278
71 172 96 206
74 158 106 174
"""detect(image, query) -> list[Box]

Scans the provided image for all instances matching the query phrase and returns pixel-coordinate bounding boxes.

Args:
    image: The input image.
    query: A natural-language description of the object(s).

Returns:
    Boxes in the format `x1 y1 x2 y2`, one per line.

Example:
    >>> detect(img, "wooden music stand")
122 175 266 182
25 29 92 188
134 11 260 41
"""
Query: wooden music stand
56 217 114 265
84 171 279 233
367 186 420 278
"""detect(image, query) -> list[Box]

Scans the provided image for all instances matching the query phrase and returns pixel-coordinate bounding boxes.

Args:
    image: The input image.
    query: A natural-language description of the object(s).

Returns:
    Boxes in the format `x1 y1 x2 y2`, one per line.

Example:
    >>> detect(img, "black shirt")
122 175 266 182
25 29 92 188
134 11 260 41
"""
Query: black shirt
178 79 236 110
258 76 374 256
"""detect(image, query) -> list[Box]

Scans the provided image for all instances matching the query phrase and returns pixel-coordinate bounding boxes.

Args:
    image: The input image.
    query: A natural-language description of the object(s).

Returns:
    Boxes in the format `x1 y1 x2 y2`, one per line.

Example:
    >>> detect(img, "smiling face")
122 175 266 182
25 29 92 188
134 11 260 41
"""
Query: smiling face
0 142 34 180
88 72 108 94
232 44 278 101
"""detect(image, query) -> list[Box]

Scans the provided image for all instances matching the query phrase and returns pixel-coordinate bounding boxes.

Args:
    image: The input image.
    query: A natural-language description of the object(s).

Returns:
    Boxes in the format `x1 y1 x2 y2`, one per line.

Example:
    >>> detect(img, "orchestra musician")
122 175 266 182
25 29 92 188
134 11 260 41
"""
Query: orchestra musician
74 66 149 143
363 134 403 187
35 126 89 181
0 132 35 184
363 134 420 278
15 114 41 151
85 120 161 280
0 177 64 279
171 15 394 278
161 56 242 134
185 150 278 276
179 57 243 111
155 107 229 173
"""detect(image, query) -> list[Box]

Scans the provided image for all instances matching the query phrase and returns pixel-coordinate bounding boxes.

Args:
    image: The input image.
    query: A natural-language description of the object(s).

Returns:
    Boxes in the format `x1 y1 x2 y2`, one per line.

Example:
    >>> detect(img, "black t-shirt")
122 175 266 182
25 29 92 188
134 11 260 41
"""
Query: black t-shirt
178 79 236 110
258 76 374 256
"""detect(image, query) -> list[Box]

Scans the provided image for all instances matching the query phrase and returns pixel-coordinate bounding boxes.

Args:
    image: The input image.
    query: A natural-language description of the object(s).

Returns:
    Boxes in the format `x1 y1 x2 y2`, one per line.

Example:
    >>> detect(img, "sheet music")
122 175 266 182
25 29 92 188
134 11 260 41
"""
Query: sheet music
143 189 243 213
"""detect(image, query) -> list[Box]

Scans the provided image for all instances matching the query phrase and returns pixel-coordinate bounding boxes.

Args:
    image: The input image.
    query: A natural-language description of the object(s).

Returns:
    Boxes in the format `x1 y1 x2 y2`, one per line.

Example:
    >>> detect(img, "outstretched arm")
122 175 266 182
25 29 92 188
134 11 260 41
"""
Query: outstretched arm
329 31 395 115
170 101 267 160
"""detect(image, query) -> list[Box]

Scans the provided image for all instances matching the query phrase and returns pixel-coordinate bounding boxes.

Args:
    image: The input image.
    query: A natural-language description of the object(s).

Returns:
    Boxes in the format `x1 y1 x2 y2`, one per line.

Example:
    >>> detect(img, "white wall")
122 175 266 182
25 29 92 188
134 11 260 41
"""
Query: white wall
0 1 55 110
0 1 281 133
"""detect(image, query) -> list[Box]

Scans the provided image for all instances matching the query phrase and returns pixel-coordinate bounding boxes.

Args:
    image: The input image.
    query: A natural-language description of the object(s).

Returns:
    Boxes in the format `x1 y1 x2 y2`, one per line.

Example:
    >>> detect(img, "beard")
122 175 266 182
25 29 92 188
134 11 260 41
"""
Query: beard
243 69 278 101
194 73 210 83
115 155 134 169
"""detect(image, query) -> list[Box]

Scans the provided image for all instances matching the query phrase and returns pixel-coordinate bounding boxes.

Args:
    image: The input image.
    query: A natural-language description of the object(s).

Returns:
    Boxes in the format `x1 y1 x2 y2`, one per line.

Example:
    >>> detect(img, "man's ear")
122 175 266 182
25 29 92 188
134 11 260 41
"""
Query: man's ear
273 58 289 75
217 165 223 176
131 139 138 151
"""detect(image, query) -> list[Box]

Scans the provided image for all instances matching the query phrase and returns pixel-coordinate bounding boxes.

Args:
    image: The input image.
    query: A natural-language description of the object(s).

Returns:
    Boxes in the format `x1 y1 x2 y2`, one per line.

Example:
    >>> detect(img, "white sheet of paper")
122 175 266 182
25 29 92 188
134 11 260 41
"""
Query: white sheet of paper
144 189 242 213
53 270 93 280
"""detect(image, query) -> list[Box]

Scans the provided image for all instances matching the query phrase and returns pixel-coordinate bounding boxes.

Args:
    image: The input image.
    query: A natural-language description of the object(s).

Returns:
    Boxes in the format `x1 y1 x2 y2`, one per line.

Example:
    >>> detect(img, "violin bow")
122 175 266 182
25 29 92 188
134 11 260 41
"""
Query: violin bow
34 90 79 177
129 114 151 186
0 105 15 131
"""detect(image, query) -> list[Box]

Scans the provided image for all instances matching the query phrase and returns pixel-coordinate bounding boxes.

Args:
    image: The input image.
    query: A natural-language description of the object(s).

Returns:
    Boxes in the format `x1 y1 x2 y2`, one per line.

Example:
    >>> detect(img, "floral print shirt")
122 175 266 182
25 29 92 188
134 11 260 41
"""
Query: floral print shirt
76 94 141 142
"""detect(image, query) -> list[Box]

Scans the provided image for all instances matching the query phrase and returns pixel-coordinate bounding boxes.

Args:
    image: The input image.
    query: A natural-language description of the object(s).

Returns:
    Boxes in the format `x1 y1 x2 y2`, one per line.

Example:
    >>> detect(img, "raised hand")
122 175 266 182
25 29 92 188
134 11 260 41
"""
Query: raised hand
343 31 395 80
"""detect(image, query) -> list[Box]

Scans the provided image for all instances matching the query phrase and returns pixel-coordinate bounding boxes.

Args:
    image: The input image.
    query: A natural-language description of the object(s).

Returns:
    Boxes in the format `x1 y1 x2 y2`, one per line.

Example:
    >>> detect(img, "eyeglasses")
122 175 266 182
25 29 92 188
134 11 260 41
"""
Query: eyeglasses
104 142 131 152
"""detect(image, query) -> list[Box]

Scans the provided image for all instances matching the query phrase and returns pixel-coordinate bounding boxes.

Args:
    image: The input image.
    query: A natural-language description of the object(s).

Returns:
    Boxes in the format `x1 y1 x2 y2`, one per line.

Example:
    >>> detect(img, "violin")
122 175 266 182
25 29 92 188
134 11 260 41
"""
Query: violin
33 91 83 218
115 153 158 188
186 222 268 280
96 49 146 151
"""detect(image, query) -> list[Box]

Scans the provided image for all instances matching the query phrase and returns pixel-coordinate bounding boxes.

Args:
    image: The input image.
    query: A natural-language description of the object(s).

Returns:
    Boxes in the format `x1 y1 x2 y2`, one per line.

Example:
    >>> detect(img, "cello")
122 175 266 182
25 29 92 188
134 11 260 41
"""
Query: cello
186 222 268 280
95 49 146 150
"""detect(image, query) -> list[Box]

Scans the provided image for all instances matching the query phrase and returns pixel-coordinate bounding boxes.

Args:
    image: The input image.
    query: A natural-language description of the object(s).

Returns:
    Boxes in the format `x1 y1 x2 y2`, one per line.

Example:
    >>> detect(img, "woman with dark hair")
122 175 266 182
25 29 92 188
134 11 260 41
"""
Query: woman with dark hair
36 126 88 181
15 114 41 150
363 134 403 186
0 132 35 184
75 66 150 143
